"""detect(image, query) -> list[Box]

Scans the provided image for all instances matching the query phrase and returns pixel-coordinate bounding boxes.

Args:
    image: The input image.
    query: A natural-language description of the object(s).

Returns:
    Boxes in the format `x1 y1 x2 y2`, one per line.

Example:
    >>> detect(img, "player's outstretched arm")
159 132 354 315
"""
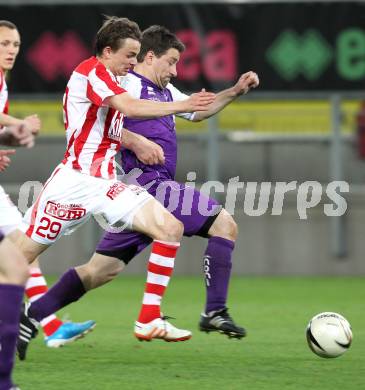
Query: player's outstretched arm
0 112 24 128
193 71 259 122
108 90 216 119
0 149 16 172
122 129 165 165
0 113 41 148
0 112 41 132
0 125 37 148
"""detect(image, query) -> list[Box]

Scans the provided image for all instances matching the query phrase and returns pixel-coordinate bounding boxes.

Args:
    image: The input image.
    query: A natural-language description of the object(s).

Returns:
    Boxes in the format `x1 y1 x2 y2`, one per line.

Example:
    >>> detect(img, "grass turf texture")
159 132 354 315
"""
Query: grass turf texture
14 276 365 390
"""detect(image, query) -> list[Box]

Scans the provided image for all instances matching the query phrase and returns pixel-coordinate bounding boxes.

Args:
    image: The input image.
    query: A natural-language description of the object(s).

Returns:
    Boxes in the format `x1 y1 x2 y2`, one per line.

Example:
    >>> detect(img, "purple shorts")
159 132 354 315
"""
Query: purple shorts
0 229 4 242
96 181 221 263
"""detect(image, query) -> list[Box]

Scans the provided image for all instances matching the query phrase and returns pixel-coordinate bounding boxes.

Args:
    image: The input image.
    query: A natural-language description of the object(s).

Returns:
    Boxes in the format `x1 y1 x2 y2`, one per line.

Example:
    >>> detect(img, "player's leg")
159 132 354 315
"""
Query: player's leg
24 257 95 349
8 231 51 360
198 208 238 314
160 182 245 338
0 233 28 390
21 192 153 323
21 179 188 343
0 187 52 314
198 209 246 338
12 232 74 360
14 167 96 359
78 196 191 341
96 229 152 275
83 182 190 341
6 224 62 345
26 201 188 342
128 198 183 318
78 225 153 291
24 258 63 340
15 236 95 358
93 181 237 341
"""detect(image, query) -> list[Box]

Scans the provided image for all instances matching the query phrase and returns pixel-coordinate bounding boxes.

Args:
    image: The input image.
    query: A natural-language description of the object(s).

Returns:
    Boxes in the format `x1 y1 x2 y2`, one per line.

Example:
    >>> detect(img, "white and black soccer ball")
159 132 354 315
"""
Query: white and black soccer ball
306 312 352 358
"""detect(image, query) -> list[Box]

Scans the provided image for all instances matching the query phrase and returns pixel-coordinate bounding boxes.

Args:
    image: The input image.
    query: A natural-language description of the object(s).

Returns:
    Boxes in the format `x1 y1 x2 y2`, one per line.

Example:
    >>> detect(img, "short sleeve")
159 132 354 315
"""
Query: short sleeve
87 64 126 106
120 74 142 99
167 83 195 121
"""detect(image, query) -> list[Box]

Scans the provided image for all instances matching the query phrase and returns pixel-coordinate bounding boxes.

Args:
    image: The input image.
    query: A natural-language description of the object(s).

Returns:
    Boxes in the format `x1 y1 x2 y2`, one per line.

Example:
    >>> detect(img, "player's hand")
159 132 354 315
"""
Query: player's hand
0 149 15 172
233 71 260 96
24 114 41 135
133 136 165 165
6 124 36 148
184 91 216 112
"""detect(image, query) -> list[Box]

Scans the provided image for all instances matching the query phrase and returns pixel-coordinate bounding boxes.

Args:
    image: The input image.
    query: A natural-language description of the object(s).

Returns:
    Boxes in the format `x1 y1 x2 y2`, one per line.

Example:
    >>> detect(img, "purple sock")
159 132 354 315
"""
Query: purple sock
0 284 24 390
29 268 86 322
203 236 234 314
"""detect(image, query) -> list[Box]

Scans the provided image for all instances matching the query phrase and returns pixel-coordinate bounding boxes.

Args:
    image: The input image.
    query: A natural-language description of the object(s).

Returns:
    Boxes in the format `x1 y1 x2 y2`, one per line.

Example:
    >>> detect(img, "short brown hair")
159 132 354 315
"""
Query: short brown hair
0 20 18 30
137 25 185 63
95 16 141 56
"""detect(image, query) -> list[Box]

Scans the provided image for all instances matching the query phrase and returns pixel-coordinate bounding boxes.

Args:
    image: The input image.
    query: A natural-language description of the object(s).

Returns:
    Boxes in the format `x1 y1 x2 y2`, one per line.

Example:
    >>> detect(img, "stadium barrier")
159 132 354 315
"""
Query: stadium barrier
2 92 364 273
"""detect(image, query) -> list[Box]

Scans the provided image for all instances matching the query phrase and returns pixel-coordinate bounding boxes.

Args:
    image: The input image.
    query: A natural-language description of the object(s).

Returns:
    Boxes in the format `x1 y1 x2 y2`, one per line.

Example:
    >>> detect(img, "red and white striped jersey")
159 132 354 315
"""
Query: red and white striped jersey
0 69 9 130
62 56 127 179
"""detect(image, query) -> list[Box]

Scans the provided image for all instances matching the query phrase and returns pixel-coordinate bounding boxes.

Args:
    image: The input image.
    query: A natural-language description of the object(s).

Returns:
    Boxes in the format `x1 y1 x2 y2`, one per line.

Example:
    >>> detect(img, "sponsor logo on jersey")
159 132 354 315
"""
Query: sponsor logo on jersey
128 184 145 196
45 201 86 220
108 111 124 141
106 182 127 200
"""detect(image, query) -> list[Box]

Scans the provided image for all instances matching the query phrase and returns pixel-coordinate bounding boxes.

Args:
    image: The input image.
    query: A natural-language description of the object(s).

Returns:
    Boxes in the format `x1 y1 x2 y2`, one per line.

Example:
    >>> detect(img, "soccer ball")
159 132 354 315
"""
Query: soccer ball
306 312 352 358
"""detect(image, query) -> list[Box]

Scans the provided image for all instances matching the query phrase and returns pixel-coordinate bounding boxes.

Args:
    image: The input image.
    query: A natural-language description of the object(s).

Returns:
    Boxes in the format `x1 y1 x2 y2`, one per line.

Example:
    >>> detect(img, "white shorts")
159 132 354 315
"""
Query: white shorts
0 185 23 235
21 164 153 245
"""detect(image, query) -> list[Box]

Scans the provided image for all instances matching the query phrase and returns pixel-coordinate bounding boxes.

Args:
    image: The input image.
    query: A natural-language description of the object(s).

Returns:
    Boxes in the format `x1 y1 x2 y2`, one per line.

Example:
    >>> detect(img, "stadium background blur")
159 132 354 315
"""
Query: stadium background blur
1 0 365 276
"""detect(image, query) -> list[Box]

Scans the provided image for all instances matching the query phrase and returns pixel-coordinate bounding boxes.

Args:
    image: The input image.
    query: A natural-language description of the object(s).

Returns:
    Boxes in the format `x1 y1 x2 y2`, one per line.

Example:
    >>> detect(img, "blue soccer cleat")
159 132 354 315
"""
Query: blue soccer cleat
45 320 96 348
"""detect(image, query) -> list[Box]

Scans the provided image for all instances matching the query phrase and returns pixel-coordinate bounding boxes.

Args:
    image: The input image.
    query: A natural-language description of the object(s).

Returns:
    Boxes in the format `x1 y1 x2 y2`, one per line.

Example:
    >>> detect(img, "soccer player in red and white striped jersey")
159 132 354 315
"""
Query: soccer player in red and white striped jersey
16 16 215 356
61 32 213 180
0 21 95 359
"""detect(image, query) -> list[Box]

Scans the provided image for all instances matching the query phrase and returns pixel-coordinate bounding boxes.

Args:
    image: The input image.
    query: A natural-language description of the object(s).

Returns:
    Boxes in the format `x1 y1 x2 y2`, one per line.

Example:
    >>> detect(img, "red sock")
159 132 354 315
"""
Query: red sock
25 267 63 337
137 240 179 324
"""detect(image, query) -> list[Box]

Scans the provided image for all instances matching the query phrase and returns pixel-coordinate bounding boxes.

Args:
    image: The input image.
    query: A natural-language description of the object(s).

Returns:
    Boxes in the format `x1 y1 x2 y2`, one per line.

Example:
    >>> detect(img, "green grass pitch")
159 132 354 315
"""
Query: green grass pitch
14 276 365 390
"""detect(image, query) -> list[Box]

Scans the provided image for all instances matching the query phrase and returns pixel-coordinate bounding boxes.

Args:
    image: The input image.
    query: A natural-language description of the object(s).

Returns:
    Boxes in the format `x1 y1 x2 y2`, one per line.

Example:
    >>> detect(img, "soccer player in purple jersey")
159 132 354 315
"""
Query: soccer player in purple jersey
0 146 28 390
95 25 259 338
0 229 27 390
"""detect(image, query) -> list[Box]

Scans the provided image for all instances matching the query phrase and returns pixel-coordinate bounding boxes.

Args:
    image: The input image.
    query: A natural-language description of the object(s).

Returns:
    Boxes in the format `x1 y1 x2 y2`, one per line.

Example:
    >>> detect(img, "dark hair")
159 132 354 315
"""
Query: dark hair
0 20 18 30
137 25 185 62
95 16 141 56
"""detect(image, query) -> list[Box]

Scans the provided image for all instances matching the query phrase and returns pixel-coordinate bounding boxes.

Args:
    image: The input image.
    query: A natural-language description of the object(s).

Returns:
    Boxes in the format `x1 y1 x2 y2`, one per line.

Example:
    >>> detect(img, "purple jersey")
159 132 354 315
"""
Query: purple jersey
121 71 195 189
96 72 221 262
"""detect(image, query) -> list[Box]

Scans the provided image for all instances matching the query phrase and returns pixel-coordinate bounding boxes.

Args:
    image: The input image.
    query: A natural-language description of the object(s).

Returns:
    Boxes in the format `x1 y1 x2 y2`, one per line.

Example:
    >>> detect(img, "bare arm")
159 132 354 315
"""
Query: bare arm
192 71 259 122
0 112 24 127
108 90 215 119
0 126 35 148
0 114 41 148
122 129 165 165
